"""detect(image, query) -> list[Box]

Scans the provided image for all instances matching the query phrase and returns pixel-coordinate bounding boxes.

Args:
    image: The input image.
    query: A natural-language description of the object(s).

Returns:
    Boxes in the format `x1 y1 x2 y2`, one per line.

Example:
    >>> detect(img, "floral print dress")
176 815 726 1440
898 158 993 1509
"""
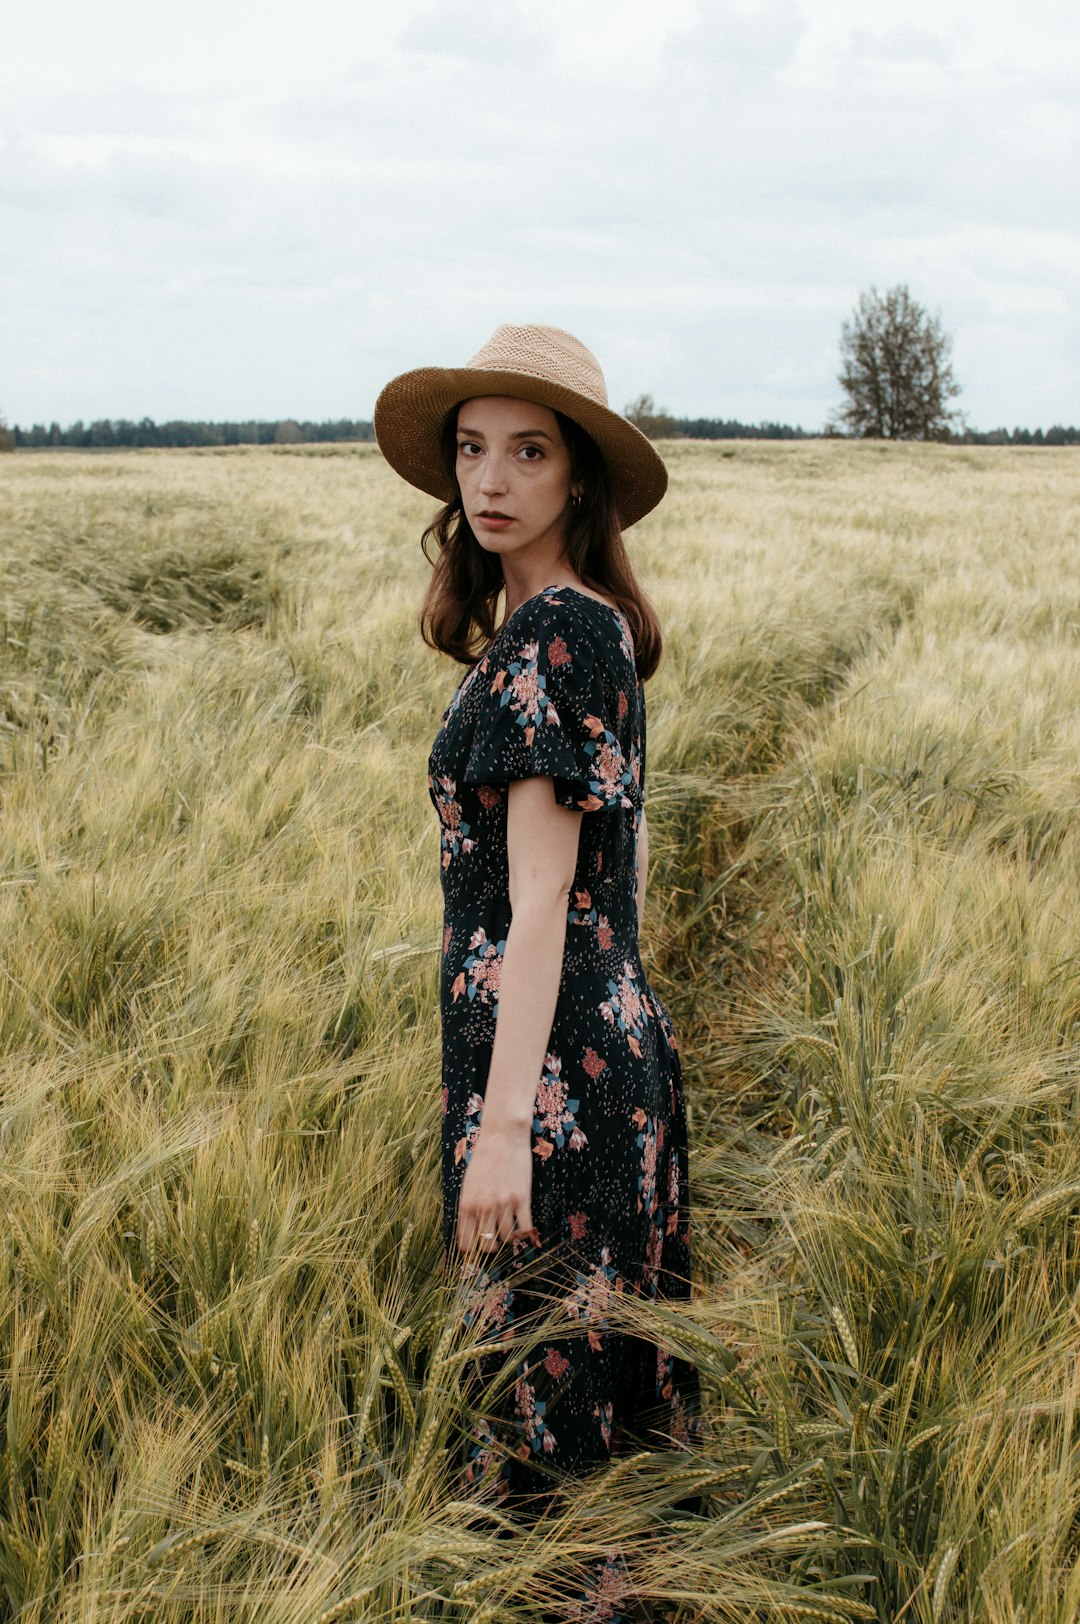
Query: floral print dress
428 582 700 1521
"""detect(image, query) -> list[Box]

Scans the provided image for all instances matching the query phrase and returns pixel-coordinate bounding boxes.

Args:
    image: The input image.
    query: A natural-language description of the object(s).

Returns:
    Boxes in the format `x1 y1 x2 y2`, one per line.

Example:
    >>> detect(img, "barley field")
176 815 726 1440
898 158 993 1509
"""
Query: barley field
1 439 1079 1622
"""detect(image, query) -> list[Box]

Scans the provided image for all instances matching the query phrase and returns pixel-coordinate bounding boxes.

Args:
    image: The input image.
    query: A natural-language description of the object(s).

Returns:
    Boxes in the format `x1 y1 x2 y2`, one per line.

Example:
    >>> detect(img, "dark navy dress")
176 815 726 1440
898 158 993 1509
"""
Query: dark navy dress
427 582 699 1511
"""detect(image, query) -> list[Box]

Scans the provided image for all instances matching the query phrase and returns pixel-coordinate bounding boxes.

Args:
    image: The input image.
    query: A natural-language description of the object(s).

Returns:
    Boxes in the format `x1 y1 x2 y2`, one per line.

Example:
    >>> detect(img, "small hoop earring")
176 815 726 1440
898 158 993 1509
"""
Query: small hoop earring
571 492 582 509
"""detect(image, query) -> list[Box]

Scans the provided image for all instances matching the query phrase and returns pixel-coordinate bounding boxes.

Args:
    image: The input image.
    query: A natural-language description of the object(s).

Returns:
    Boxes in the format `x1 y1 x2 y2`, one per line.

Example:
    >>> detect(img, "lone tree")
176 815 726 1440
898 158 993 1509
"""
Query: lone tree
625 393 676 439
834 284 962 440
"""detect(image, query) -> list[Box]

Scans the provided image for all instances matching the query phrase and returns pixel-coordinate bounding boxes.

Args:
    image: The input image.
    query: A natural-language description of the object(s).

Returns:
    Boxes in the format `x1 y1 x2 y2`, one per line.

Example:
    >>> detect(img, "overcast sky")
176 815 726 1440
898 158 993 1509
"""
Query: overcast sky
2 0 1077 430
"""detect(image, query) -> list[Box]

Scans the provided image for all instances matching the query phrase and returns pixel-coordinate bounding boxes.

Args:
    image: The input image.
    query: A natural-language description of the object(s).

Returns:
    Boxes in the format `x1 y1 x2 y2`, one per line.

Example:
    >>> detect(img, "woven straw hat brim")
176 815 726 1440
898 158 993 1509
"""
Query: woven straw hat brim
373 365 667 531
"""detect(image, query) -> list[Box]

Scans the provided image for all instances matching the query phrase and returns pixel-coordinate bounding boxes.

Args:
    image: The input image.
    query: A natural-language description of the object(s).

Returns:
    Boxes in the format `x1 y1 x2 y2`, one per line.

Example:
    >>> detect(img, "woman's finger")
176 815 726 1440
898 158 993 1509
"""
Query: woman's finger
458 1207 502 1255
457 1188 531 1253
457 1206 484 1254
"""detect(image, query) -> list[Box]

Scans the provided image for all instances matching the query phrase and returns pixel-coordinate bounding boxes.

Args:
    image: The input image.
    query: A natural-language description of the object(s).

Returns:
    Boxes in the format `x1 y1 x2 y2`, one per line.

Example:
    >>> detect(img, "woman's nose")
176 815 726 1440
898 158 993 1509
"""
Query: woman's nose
479 453 508 494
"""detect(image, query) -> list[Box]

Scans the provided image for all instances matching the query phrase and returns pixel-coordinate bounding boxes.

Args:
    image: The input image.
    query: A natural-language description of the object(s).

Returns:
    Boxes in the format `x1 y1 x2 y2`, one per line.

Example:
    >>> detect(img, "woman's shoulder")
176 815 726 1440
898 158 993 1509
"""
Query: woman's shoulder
498 583 637 676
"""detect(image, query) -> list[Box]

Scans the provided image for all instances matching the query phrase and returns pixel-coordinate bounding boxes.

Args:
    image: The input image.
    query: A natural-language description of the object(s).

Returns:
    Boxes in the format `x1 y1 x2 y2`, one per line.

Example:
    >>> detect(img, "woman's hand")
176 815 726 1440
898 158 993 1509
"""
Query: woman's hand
457 1116 535 1255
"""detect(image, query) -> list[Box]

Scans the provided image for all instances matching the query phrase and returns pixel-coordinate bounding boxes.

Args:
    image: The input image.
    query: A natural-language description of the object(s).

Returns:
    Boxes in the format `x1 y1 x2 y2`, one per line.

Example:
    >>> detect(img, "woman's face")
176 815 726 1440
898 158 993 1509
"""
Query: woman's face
455 396 580 564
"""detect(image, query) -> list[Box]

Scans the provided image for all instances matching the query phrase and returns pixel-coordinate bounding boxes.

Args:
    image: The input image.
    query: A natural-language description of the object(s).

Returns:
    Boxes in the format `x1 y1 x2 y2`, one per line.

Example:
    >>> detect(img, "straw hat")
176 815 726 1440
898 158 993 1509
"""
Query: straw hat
373 323 668 530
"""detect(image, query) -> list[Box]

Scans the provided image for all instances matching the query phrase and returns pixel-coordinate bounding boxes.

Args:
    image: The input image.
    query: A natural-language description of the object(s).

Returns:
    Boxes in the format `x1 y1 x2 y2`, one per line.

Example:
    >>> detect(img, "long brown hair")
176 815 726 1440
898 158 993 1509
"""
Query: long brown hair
417 405 663 681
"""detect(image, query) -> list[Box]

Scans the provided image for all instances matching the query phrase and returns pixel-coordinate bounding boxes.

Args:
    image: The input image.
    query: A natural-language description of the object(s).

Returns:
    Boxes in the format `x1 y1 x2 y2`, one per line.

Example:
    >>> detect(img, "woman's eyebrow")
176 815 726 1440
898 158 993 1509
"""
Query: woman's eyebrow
457 426 554 441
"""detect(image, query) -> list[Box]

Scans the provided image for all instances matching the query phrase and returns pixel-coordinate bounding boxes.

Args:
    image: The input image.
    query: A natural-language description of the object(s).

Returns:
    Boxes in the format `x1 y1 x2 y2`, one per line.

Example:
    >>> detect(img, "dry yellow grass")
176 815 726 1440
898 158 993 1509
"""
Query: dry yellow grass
1 439 1078 1621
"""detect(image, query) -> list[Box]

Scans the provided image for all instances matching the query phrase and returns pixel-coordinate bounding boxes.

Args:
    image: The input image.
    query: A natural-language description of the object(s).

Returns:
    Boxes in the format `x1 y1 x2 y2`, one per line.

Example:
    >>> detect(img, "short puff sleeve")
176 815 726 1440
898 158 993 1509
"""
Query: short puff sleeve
461 600 639 813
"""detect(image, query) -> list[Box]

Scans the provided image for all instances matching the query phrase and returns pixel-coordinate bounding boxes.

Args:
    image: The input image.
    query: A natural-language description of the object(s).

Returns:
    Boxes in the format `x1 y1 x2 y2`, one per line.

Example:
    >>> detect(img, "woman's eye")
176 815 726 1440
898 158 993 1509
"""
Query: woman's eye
519 444 543 461
457 441 481 456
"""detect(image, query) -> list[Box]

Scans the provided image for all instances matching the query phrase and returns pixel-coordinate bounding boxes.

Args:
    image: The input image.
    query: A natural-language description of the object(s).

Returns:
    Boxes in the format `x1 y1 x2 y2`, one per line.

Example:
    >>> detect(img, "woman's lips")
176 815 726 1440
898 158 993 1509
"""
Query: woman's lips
476 512 513 530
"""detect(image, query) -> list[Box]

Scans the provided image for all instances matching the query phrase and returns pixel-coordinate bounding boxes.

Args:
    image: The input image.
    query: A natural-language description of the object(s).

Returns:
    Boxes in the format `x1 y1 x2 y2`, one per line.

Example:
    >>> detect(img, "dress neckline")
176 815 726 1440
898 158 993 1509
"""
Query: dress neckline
538 581 622 615
497 581 621 630
476 582 629 667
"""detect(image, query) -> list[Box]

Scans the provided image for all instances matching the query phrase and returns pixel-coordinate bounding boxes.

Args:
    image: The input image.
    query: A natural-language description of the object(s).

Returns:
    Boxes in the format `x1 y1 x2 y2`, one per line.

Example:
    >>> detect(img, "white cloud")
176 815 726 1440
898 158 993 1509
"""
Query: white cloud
397 0 551 64
1 0 1077 428
665 0 806 78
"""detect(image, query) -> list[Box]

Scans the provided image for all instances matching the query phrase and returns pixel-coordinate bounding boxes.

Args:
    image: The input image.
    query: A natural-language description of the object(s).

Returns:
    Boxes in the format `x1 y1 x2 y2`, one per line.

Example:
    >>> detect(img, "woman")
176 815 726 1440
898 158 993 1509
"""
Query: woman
374 325 700 1521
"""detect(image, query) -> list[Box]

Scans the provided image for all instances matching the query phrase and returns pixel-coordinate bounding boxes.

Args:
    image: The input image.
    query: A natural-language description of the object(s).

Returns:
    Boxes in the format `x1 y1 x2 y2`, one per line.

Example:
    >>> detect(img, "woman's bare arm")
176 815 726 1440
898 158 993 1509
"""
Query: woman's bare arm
636 808 648 935
456 776 581 1255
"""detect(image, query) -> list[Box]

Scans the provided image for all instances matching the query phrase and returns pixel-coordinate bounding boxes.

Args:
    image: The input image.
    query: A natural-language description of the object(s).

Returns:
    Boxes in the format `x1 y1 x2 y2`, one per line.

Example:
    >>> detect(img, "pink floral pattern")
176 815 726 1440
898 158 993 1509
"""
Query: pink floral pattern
580 717 636 808
567 1245 621 1353
532 1051 588 1161
599 961 654 1059
429 771 475 869
513 1367 557 1456
454 1091 484 1167
633 1109 664 1217
492 637 561 746
544 1345 572 1379
570 1552 631 1624
451 925 505 1008
463 1418 506 1499
462 1260 515 1337
567 886 598 928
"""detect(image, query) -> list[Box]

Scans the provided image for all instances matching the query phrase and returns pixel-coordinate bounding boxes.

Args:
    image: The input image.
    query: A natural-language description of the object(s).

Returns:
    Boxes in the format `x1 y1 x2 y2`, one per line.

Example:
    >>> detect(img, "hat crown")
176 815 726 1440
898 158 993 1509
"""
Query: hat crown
465 324 610 409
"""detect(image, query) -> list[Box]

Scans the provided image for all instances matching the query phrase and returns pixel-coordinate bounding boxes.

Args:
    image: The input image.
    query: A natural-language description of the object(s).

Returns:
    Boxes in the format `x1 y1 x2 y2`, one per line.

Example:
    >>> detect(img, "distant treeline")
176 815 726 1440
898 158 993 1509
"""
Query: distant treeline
953 425 1080 446
675 418 811 440
7 416 1080 449
9 418 376 449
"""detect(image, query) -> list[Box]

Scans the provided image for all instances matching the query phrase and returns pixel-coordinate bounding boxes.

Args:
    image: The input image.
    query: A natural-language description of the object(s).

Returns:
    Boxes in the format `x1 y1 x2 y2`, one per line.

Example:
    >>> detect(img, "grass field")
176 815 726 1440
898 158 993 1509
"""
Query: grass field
2 439 1079 1621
